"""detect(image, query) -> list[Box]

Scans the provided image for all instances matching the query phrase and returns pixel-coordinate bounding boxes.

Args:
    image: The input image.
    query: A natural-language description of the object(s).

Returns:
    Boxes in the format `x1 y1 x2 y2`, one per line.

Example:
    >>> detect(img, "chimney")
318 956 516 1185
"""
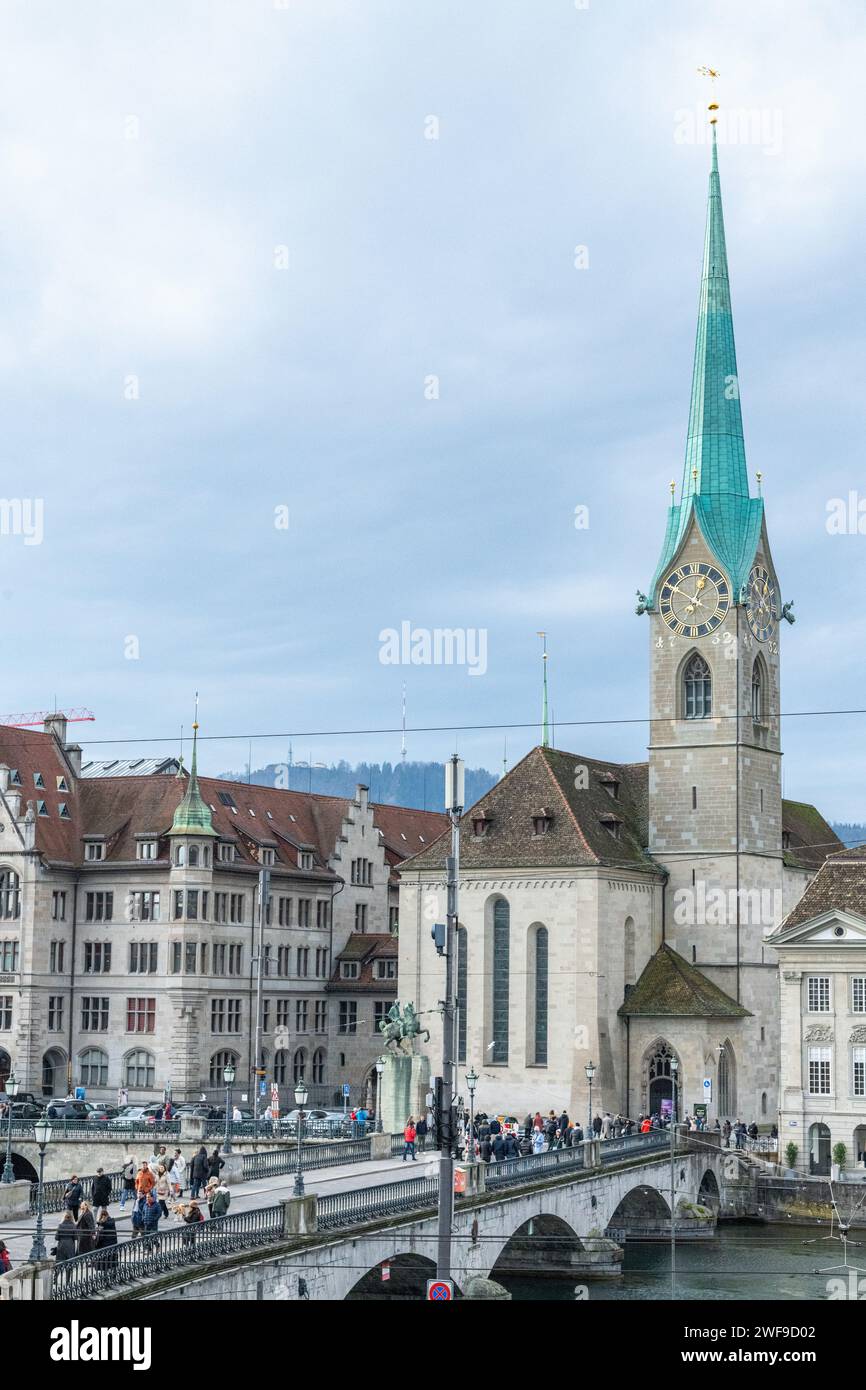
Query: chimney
0 766 9 794
44 713 68 744
65 743 82 778
356 783 369 812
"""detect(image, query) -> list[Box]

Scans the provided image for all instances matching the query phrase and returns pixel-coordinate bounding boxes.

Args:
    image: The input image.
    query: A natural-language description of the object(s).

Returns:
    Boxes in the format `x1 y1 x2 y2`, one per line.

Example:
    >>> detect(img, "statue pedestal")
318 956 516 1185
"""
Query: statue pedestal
382 1051 430 1135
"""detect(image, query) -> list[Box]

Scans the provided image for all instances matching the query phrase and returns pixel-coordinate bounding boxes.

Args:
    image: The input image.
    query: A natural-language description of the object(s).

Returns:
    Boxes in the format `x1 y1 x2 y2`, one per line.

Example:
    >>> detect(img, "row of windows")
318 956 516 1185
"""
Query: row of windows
807 1045 866 1096
43 993 336 1035
350 858 374 885
488 902 548 1067
6 880 334 929
47 941 330 979
339 958 395 981
77 1046 326 1090
682 652 769 723
806 977 866 1013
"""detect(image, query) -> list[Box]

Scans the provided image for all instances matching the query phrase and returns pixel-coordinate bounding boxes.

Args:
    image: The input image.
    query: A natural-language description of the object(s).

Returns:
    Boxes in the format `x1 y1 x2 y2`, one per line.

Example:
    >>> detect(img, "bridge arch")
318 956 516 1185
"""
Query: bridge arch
345 1252 437 1300
605 1182 671 1241
8 1152 37 1183
698 1169 721 1211
489 1213 584 1285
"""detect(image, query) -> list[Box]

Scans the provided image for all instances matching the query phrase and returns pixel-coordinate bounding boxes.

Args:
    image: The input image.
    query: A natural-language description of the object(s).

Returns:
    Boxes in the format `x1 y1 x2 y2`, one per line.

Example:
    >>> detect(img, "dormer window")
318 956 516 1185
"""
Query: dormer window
375 959 397 980
341 961 359 979
33 772 44 788
56 776 69 792
137 840 157 860
9 770 21 786
599 773 620 800
600 815 622 841
58 802 71 819
85 842 105 861
261 848 275 866
36 800 48 816
532 812 552 836
217 842 235 863
472 816 491 838
782 830 791 851
299 851 313 871
217 791 237 810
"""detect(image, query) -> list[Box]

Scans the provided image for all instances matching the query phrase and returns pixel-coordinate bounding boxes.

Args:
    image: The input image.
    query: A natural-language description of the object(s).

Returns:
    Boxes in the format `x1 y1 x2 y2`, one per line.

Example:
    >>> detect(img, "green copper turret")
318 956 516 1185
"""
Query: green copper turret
647 128 764 607
170 720 216 837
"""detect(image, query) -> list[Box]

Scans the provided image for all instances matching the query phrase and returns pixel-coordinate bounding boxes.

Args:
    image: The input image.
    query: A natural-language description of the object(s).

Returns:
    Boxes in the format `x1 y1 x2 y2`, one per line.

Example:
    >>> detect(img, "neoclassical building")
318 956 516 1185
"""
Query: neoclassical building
398 130 840 1126
0 714 444 1105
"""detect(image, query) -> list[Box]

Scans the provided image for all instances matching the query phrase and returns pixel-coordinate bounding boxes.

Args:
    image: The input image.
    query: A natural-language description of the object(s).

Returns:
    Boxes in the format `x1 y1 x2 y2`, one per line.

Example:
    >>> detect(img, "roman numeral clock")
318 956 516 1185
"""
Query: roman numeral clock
658 563 730 638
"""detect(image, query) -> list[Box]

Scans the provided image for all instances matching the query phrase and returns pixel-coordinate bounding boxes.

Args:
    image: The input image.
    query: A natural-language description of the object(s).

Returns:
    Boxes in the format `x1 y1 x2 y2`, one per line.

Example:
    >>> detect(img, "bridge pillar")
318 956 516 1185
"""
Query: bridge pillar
0 1260 52 1301
583 1139 601 1168
221 1153 245 1185
455 1162 485 1197
0 1180 31 1220
180 1116 208 1145
369 1134 393 1161
281 1194 317 1236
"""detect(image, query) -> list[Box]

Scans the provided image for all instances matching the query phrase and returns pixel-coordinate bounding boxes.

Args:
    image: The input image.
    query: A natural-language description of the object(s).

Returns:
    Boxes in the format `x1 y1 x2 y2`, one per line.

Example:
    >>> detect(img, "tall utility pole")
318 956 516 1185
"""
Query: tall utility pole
437 754 464 1282
253 867 270 1124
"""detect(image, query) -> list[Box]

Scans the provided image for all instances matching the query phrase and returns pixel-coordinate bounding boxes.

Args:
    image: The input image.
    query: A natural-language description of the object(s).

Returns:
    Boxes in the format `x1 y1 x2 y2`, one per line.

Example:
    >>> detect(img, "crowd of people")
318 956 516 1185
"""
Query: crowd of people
52 1143 232 1264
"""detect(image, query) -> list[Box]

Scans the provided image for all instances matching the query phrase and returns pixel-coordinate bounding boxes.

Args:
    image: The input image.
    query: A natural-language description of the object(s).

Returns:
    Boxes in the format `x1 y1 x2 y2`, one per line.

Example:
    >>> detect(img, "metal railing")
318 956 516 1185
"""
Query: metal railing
204 1119 372 1142
31 1169 125 1216
241 1137 373 1181
318 1174 439 1231
8 1120 182 1140
600 1131 670 1163
51 1204 285 1301
485 1142 587 1191
390 1133 405 1158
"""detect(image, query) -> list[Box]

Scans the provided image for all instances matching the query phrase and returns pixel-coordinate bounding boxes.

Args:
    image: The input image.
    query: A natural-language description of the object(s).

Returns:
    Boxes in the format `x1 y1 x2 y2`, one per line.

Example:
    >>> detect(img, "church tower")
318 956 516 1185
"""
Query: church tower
640 125 792 1117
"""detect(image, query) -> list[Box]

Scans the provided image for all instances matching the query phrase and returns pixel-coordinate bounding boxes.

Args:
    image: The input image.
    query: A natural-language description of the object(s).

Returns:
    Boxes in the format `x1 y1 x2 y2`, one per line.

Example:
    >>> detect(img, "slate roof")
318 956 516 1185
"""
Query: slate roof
401 746 661 875
618 943 749 1018
773 845 866 932
781 800 843 870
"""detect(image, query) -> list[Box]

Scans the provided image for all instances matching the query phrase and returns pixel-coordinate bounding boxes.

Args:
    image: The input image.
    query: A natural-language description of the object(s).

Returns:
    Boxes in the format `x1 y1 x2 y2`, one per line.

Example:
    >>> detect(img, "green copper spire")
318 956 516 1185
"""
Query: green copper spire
538 632 550 748
648 127 763 606
170 706 216 837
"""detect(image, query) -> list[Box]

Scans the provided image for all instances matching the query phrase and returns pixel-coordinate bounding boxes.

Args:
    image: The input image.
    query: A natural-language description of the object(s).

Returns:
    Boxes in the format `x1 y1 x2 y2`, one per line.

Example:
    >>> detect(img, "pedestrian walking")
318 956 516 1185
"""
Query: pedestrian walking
91 1169 112 1209
592 1114 603 1137
601 1112 613 1140
120 1157 136 1209
533 1128 545 1155
212 1182 231 1218
402 1118 417 1162
135 1162 155 1199
141 1192 161 1239
77 1201 97 1255
53 1210 78 1263
0 1241 10 1273
492 1133 506 1162
207 1147 225 1183
95 1209 118 1272
171 1150 186 1198
63 1174 83 1221
155 1166 171 1218
415 1113 428 1152
190 1145 208 1198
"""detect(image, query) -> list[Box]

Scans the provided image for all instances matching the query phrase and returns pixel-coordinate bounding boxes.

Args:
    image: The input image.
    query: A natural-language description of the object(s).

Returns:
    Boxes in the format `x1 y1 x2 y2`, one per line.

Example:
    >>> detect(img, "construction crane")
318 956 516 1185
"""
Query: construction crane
1 707 95 728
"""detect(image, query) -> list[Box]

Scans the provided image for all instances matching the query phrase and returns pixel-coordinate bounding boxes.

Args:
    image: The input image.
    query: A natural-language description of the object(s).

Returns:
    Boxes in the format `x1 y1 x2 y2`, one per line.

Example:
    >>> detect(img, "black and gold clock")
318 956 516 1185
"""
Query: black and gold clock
659 562 730 637
745 564 777 641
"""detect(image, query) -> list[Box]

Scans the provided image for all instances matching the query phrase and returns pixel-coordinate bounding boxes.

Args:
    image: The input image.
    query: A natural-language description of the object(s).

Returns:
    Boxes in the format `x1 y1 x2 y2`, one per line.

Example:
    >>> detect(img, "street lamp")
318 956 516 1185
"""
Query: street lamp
294 1080 308 1198
466 1067 478 1162
29 1118 52 1261
670 1055 679 1299
2 1071 19 1184
375 1057 385 1134
223 1060 236 1156
584 1060 596 1141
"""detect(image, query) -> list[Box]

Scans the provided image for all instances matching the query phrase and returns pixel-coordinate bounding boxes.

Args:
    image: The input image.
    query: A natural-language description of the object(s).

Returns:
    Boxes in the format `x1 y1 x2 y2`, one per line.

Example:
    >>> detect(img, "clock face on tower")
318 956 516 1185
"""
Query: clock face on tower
659 562 730 637
746 564 777 641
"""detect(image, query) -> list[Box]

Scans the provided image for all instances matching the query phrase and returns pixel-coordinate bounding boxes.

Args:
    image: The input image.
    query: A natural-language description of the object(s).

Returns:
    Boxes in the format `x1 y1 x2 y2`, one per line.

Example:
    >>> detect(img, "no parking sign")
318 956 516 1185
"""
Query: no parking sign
426 1279 453 1301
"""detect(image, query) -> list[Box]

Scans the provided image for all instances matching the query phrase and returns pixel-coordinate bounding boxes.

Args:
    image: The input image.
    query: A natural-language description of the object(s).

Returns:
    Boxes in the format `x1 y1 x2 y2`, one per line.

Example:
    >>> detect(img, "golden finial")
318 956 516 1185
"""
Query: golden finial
698 66 720 124
756 470 763 495
692 466 698 483
669 479 676 502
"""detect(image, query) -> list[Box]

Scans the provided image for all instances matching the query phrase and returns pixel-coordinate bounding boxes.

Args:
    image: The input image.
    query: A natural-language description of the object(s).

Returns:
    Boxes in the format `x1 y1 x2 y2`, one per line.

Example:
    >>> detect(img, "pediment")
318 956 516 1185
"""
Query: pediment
773 908 866 946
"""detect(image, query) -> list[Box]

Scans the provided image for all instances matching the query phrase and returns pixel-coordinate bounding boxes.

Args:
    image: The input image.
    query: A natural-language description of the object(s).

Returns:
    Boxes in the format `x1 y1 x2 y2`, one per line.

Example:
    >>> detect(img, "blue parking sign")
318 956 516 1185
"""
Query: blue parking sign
342 1083 351 1097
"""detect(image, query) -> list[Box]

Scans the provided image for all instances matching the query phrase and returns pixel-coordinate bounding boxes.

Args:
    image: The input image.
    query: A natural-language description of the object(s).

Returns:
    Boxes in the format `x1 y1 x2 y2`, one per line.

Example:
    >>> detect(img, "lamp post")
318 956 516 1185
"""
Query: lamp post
294 1080 308 1197
223 1060 236 1156
30 1118 52 1261
2 1071 19 1184
375 1057 385 1133
670 1055 679 1299
585 1060 596 1142
466 1067 478 1162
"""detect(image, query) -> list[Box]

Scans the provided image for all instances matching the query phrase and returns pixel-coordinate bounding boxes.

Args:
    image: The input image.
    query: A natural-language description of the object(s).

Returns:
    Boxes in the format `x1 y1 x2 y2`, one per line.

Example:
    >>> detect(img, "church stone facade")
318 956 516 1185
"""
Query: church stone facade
399 131 840 1128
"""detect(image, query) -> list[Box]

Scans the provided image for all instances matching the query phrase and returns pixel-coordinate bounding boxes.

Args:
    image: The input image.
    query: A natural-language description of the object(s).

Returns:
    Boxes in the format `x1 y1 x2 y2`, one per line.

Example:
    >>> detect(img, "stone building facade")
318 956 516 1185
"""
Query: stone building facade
398 131 841 1129
0 716 444 1107
770 846 866 1174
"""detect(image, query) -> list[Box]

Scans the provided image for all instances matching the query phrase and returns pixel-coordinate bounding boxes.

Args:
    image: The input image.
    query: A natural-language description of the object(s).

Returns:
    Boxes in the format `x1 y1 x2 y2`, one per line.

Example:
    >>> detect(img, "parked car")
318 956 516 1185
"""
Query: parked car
107 1104 164 1127
8 1101 44 1119
0 1091 42 1109
45 1100 90 1121
84 1103 119 1122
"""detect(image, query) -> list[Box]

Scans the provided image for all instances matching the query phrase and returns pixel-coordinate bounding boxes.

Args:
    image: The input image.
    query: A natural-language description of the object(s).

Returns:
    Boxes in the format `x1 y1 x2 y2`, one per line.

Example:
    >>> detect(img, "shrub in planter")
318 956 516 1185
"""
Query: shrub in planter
833 1142 847 1170
785 1141 799 1171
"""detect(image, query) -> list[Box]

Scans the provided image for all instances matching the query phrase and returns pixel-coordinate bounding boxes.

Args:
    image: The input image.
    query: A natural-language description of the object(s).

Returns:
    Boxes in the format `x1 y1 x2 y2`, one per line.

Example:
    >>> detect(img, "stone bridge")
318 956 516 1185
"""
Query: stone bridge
100 1136 730 1302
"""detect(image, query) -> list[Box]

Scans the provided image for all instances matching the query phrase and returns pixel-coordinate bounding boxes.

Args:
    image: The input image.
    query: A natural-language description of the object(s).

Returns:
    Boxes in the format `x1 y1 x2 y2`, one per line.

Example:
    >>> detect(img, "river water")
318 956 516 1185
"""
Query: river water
499 1222 858 1301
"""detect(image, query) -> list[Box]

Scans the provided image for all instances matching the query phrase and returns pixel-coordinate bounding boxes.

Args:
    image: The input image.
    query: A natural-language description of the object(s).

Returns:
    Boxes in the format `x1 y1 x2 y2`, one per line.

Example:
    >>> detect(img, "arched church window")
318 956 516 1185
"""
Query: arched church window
683 653 712 719
718 1040 736 1118
492 899 509 1064
751 660 763 722
456 927 467 1064
533 926 548 1065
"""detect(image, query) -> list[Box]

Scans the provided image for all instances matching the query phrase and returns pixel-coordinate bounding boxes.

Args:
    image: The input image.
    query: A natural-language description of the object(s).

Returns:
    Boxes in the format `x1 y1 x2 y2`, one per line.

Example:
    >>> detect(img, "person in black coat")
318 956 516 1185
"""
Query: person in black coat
492 1133 506 1162
54 1211 78 1263
77 1202 97 1255
190 1146 208 1198
415 1114 428 1152
63 1175 83 1221
95 1209 118 1270
479 1136 493 1164
91 1170 112 1208
207 1148 225 1182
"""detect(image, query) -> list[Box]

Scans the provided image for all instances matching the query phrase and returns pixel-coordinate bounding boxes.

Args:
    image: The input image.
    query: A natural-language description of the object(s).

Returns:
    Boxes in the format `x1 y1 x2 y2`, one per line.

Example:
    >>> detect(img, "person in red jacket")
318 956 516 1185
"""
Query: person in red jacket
640 1116 653 1134
402 1118 417 1162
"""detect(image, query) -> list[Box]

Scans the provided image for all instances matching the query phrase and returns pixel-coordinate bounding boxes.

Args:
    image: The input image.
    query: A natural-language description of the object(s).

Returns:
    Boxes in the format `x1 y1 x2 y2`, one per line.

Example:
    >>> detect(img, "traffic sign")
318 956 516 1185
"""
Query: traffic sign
426 1279 453 1301
342 1083 351 1097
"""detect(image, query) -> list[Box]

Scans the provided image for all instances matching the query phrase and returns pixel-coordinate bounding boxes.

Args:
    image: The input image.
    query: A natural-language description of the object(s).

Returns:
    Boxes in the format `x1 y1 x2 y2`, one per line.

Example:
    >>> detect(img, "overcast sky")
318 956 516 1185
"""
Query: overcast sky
2 0 864 819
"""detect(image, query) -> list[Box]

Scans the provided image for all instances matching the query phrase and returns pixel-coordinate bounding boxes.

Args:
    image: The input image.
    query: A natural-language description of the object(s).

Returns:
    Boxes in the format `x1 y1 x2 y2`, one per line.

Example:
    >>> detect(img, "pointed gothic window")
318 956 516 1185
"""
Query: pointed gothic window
492 899 510 1064
683 653 712 719
751 660 763 722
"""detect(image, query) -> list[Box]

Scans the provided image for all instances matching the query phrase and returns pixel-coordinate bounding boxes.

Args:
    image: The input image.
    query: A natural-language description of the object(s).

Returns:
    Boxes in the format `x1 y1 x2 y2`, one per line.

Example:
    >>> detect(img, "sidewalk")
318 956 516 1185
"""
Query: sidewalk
0 1147 440 1267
